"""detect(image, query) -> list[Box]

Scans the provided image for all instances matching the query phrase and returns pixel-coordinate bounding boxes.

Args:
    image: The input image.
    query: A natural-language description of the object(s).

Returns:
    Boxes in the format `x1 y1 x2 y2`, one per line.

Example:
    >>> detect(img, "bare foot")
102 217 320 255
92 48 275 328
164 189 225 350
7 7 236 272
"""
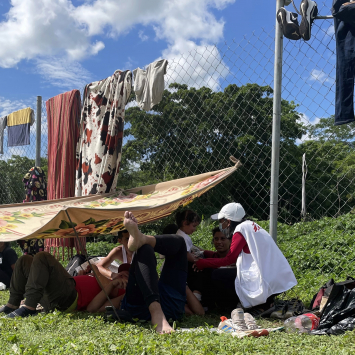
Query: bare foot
124 211 146 252
149 302 174 334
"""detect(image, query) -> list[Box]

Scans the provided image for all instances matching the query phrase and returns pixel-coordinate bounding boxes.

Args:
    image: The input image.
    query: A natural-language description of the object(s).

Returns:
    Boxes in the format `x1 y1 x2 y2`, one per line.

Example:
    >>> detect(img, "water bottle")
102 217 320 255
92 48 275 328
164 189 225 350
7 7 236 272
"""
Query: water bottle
284 313 320 333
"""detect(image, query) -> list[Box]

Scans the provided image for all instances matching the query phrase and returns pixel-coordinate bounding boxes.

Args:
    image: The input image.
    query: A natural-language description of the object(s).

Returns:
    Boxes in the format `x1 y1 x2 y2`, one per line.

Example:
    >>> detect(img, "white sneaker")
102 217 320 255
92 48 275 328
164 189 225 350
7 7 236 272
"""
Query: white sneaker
244 313 259 330
231 308 248 331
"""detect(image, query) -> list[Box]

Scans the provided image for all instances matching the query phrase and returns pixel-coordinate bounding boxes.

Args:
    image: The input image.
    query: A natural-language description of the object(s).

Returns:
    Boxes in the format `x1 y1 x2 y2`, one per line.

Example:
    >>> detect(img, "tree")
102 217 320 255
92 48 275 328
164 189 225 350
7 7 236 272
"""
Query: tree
0 156 48 205
298 117 355 218
119 83 305 220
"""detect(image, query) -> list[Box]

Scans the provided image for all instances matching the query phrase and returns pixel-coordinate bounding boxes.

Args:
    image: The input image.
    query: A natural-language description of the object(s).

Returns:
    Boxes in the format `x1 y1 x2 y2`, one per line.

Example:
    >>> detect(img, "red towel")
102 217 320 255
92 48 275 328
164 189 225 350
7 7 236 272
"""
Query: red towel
45 90 86 259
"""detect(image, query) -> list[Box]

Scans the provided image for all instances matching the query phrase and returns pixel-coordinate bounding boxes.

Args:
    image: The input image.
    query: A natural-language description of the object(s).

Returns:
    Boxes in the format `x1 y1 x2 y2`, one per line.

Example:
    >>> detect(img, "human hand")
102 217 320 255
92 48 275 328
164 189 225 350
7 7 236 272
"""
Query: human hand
112 271 129 280
112 273 129 289
192 264 201 272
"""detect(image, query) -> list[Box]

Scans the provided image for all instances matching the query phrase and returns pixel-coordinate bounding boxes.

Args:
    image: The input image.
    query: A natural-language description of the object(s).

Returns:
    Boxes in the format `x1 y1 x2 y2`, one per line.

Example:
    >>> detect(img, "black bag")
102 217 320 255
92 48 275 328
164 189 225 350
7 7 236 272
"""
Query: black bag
311 280 355 335
310 277 355 311
65 254 87 276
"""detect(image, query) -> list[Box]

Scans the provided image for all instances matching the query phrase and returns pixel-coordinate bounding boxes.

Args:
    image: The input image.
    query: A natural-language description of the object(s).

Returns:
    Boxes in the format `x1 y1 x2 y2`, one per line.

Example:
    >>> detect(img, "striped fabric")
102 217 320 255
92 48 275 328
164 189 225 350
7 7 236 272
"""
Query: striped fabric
45 90 86 258
7 107 33 126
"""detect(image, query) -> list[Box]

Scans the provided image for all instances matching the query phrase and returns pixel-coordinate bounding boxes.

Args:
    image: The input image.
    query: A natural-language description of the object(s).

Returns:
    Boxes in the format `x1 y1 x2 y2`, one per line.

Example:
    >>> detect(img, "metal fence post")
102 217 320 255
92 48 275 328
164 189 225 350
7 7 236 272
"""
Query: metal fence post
270 0 284 242
35 96 42 167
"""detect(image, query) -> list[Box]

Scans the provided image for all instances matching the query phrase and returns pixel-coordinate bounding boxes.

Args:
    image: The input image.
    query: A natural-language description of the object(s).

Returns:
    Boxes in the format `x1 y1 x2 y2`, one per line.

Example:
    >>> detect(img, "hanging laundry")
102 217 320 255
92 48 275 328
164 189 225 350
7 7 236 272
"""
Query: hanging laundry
18 166 47 256
22 166 47 202
0 116 6 154
46 90 81 200
75 70 132 196
46 89 85 259
7 107 34 146
133 59 168 111
332 0 355 125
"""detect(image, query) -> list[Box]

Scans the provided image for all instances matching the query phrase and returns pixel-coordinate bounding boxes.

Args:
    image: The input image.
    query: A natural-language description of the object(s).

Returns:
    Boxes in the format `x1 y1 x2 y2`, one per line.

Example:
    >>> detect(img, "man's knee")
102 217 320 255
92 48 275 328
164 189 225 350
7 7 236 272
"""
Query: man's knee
32 251 52 262
16 254 33 268
136 244 154 256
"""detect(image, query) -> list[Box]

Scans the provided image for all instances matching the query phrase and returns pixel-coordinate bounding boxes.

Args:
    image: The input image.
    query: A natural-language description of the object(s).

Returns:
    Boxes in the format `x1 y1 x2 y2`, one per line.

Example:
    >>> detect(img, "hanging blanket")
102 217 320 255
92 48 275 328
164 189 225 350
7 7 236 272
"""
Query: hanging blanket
46 90 85 259
75 70 132 196
0 166 239 242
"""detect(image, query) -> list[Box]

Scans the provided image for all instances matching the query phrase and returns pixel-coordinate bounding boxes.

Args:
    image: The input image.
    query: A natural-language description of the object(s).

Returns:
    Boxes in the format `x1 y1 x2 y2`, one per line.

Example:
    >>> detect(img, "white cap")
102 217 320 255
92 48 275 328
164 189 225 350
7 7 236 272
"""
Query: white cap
211 202 245 222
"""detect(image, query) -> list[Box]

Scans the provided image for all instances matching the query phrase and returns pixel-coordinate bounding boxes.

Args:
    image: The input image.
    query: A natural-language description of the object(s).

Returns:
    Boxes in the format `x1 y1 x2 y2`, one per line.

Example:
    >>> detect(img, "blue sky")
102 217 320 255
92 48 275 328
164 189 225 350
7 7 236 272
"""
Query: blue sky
0 0 336 159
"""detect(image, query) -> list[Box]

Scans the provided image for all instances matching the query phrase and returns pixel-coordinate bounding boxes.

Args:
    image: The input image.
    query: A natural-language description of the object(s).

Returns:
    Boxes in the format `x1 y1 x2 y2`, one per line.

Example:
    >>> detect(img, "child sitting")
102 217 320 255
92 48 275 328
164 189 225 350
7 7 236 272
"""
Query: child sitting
175 210 202 263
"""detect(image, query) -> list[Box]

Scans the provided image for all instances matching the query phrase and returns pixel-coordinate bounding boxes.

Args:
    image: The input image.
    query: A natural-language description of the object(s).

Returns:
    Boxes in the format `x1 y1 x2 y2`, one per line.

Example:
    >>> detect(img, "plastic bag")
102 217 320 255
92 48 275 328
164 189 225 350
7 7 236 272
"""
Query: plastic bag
311 284 355 335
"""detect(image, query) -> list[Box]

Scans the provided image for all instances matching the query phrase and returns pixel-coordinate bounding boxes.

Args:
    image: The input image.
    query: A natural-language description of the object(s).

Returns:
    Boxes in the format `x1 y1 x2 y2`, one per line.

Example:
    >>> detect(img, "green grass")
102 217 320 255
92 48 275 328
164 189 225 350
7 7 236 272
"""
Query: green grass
2 214 355 354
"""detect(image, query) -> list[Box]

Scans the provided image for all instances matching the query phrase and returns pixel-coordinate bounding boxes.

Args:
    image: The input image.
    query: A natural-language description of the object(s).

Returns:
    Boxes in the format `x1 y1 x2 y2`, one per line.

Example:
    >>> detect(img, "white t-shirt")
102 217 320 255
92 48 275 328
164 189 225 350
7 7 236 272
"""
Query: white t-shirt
176 229 193 252
133 59 168 111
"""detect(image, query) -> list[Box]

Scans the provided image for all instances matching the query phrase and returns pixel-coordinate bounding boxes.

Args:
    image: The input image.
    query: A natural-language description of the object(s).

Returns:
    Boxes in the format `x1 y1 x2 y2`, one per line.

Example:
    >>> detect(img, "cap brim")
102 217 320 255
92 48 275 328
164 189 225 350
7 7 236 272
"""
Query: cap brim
117 263 131 273
210 213 219 220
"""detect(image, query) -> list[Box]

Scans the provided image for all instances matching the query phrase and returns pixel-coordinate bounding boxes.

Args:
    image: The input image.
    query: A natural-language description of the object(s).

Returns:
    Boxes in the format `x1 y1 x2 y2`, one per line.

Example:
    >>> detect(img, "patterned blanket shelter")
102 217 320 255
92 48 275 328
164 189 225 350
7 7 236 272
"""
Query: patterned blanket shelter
0 165 239 242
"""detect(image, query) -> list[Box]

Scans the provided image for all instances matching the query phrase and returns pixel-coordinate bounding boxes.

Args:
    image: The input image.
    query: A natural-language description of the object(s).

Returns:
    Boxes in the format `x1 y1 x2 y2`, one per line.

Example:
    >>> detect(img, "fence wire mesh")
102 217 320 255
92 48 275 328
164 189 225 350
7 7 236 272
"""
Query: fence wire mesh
0 0 354 293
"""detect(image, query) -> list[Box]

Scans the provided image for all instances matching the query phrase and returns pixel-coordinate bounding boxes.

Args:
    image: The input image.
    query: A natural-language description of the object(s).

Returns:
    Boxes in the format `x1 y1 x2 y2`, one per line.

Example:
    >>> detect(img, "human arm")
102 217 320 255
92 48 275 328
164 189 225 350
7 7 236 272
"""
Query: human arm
86 278 126 313
95 247 122 280
195 232 247 270
203 250 218 258
185 286 205 316
187 251 198 263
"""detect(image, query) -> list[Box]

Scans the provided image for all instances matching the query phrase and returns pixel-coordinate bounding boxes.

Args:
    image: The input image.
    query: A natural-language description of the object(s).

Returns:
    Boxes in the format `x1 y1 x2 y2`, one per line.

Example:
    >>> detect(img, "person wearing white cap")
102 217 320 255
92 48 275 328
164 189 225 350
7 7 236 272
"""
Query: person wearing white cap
194 202 297 310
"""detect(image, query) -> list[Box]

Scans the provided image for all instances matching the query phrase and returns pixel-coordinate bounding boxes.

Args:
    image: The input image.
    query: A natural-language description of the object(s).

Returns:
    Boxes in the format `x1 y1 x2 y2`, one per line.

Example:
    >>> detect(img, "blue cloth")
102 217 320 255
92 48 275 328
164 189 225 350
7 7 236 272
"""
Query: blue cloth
7 123 30 146
121 280 186 321
332 0 355 125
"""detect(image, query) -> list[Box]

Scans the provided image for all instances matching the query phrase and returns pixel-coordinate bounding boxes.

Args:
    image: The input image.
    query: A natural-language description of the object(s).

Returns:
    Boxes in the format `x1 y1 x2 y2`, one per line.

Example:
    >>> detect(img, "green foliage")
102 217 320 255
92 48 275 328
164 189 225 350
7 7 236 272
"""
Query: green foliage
119 83 304 221
0 217 355 353
0 155 48 205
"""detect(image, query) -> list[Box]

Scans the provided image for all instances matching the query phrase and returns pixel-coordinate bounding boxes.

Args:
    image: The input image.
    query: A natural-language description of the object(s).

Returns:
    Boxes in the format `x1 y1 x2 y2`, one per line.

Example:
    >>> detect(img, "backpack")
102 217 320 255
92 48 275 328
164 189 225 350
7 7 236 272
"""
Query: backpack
65 254 102 276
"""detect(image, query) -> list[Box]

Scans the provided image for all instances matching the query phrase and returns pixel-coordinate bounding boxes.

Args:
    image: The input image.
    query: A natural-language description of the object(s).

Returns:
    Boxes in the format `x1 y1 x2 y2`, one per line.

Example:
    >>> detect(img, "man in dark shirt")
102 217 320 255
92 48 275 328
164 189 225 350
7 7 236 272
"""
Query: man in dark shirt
0 242 18 288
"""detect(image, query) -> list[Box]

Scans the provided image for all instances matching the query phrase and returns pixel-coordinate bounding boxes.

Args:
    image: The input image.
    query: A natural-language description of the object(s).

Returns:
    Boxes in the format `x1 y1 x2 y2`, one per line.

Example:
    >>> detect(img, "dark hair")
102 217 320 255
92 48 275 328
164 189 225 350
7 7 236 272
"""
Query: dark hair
212 227 220 237
117 230 129 240
175 210 201 228
225 217 249 239
163 224 179 235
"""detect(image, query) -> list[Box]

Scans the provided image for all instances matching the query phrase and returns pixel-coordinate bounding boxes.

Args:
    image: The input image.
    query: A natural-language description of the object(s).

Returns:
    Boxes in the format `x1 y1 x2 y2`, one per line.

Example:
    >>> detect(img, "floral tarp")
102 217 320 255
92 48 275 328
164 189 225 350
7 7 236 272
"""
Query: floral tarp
0 165 240 242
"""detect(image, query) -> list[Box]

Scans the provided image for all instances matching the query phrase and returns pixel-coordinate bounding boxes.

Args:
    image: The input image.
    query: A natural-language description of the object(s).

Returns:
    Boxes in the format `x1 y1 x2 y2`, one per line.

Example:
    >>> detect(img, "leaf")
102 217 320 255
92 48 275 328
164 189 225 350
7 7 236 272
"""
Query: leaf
94 220 109 227
9 219 25 224
83 217 96 225
59 220 76 229
41 229 60 234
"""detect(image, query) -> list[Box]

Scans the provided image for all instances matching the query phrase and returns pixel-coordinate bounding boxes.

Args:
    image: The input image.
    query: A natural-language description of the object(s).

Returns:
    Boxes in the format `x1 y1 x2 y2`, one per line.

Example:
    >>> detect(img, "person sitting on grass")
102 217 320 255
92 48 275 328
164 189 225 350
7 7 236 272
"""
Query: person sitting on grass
0 251 127 318
95 229 134 280
175 210 203 263
193 202 297 312
0 242 18 289
119 211 197 333
187 227 233 309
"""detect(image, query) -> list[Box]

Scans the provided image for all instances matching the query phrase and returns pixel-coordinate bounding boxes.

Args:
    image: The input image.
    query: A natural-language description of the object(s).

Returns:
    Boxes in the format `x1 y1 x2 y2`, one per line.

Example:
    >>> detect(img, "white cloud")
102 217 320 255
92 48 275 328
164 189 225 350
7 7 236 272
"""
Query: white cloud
309 69 334 84
326 25 335 37
0 0 104 67
296 113 321 144
138 30 148 42
36 57 92 90
0 97 32 117
164 41 230 90
0 0 235 90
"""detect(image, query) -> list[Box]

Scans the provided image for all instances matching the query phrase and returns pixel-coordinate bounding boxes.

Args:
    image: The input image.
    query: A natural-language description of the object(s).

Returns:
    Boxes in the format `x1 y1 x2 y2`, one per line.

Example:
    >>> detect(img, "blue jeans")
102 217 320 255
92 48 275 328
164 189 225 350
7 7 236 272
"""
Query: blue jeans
332 0 355 125
121 235 187 321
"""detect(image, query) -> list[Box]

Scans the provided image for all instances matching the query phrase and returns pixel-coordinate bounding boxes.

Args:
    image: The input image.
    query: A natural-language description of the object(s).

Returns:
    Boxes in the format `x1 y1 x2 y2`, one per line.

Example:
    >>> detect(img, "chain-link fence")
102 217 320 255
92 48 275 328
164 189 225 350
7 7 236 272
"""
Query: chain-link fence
0 99 48 205
0 0 354 294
